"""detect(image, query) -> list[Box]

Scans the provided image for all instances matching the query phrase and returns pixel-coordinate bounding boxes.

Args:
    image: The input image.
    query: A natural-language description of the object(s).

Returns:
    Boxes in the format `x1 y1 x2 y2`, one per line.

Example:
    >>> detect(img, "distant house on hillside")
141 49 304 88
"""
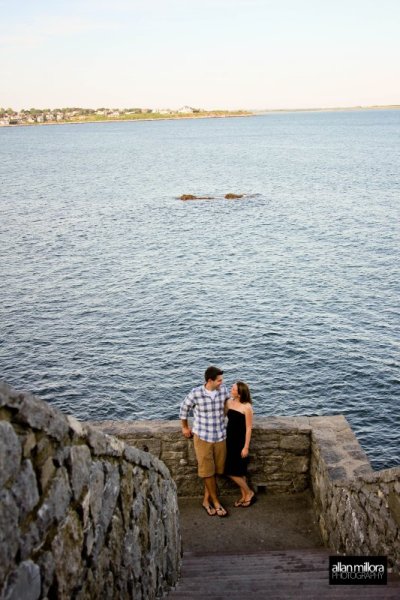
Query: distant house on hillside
177 106 194 114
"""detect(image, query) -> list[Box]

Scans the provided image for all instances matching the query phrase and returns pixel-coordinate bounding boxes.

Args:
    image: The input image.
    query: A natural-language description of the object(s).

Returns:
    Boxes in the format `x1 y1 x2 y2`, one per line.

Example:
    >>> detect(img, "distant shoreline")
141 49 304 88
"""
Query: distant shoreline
0 111 251 129
1 105 399 128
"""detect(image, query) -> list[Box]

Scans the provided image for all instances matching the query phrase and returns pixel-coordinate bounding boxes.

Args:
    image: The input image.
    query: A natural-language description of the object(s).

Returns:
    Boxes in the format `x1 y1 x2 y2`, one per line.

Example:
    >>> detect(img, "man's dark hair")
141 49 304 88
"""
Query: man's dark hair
204 366 223 382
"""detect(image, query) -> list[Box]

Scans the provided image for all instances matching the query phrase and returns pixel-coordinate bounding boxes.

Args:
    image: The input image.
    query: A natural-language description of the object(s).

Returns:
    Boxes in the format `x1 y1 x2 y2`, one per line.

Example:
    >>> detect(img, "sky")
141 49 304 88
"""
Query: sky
1 0 399 111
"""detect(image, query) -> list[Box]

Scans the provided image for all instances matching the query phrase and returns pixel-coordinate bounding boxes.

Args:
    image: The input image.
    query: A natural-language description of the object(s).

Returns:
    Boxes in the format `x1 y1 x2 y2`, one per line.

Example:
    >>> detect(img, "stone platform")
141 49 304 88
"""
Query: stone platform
178 490 323 554
169 491 400 599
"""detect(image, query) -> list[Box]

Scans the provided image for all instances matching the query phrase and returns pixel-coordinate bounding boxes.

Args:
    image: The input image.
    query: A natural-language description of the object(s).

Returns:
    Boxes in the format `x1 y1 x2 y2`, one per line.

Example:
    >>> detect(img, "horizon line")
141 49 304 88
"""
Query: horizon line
2 103 400 113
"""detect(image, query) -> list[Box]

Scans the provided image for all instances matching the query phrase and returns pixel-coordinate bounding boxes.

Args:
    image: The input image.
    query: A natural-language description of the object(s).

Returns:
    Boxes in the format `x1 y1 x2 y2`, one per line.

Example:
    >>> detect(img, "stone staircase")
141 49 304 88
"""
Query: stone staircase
167 548 400 599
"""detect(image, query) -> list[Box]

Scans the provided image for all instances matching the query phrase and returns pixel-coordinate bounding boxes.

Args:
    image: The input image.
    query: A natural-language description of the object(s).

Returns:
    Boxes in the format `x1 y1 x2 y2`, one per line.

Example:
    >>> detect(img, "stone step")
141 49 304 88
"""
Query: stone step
167 549 400 600
169 582 400 599
169 592 400 599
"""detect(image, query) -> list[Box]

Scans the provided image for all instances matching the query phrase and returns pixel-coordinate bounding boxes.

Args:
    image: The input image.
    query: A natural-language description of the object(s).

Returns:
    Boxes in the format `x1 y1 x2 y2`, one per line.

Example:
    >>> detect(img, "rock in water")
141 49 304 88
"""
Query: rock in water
225 193 243 199
179 194 214 201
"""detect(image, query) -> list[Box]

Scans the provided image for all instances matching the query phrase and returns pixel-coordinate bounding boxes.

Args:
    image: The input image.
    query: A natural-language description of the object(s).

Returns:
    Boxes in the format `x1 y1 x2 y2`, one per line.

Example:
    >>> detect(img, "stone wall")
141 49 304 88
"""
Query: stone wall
310 415 400 573
0 382 181 600
89 417 313 497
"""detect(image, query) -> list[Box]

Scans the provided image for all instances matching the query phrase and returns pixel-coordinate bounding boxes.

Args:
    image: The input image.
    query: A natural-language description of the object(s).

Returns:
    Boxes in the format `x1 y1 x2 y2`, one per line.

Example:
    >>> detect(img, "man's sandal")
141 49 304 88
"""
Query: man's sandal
215 506 228 517
202 504 216 516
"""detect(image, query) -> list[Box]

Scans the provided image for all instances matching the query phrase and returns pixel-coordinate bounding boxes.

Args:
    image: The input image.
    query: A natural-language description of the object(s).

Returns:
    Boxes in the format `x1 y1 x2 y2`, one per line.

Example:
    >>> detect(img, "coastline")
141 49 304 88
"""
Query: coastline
0 111 252 129
2 104 399 128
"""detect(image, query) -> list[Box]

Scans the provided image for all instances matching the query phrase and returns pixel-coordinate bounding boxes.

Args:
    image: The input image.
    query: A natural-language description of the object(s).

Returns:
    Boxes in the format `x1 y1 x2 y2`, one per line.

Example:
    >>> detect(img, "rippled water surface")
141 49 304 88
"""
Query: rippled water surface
1 111 399 469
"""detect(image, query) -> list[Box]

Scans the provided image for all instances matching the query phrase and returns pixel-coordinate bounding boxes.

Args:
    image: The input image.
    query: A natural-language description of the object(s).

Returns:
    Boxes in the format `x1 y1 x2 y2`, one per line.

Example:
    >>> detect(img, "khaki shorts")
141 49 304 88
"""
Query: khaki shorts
193 435 227 478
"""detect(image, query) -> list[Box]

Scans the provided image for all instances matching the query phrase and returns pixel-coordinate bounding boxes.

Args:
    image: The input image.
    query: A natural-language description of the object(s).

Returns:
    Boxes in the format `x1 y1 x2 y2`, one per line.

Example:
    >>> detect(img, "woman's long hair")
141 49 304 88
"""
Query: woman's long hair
237 381 252 404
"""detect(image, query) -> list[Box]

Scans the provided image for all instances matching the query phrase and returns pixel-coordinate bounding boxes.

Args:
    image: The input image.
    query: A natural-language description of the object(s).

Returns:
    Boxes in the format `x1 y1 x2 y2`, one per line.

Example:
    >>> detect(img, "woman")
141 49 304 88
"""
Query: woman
224 381 256 507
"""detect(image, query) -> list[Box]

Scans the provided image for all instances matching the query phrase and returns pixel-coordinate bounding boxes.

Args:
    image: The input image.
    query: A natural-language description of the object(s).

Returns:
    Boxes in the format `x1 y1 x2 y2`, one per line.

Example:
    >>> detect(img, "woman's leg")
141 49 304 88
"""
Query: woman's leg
229 475 253 505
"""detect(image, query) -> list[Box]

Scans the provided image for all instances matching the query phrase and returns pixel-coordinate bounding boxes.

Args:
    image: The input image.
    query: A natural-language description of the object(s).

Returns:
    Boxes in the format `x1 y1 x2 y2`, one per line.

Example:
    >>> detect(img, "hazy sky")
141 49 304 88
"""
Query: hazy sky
1 0 399 110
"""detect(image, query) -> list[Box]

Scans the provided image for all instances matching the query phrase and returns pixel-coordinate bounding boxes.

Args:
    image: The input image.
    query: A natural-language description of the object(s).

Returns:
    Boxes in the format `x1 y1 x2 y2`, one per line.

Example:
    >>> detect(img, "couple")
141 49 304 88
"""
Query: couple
180 365 255 517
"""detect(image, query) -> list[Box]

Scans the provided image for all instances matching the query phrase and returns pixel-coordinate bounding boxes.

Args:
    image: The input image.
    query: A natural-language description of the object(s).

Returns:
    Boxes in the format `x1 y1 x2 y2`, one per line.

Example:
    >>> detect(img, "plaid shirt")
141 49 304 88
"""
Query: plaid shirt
180 384 230 442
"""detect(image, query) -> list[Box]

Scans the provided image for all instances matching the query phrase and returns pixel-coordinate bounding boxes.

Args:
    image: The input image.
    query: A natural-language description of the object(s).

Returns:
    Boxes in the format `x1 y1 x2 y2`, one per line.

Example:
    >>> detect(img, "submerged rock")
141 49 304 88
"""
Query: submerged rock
179 194 214 201
180 193 245 201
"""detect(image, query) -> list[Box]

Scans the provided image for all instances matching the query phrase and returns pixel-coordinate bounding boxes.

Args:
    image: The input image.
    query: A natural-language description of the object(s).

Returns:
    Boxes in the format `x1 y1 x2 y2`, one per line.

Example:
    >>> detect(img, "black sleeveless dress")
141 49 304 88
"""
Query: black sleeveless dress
224 409 248 476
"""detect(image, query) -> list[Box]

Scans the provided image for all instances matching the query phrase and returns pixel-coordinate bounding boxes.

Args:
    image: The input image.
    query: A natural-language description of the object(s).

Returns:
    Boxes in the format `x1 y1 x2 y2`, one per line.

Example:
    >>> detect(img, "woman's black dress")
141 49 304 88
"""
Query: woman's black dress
224 409 248 476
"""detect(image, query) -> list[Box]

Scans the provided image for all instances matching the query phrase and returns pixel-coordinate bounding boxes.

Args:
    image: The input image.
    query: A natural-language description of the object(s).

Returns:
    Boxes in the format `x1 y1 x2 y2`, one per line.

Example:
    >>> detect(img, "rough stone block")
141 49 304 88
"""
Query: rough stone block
36 467 72 534
92 462 120 556
2 560 41 600
39 456 56 494
264 481 293 494
120 462 134 526
353 464 373 476
17 394 68 441
22 431 37 458
124 444 143 464
11 459 40 520
160 450 184 462
251 438 280 455
0 421 22 487
19 522 40 560
186 441 197 466
80 490 90 533
279 434 310 454
377 467 400 484
36 551 55 598
67 415 85 438
283 455 309 473
52 510 84 597
107 508 124 572
68 445 92 500
292 475 309 492
388 490 400 527
371 510 387 535
127 437 161 457
152 456 172 479
123 525 142 579
107 435 125 456
327 466 347 481
367 523 380 551
86 427 109 456
0 489 19 583
0 382 23 410
89 461 104 525
163 440 188 452
137 450 152 470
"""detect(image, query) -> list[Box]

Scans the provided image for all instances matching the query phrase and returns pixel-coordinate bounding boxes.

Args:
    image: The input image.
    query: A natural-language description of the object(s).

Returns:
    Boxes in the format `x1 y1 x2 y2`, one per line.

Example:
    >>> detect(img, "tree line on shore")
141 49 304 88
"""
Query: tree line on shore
0 106 249 125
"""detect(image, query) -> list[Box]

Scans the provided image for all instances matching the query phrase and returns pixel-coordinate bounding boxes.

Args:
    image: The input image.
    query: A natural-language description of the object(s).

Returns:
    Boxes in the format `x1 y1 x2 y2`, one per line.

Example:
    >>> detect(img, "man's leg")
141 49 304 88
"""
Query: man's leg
204 476 227 516
193 435 227 515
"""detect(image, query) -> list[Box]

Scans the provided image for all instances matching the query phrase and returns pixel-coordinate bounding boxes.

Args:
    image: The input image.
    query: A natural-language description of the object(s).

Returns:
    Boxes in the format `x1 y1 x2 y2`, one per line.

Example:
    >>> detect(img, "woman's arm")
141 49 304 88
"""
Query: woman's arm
241 406 253 458
224 397 232 416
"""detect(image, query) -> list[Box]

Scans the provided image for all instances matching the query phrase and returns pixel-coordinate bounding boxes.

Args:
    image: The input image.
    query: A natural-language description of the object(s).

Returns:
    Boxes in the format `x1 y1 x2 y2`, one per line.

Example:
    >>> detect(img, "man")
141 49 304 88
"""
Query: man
180 366 230 517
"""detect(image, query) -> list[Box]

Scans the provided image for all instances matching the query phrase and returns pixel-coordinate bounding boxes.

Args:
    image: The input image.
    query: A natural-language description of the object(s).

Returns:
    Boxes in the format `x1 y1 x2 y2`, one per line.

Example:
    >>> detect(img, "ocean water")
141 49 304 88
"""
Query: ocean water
1 110 399 470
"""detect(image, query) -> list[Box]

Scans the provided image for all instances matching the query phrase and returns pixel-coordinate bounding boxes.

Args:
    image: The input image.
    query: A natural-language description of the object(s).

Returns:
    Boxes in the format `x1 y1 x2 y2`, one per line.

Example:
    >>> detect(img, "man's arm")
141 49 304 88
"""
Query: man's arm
180 418 192 438
180 393 194 438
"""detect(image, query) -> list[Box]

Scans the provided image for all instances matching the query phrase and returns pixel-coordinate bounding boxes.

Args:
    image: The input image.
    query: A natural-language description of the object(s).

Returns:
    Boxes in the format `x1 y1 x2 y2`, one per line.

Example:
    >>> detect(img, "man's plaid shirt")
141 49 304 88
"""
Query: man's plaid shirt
180 384 230 442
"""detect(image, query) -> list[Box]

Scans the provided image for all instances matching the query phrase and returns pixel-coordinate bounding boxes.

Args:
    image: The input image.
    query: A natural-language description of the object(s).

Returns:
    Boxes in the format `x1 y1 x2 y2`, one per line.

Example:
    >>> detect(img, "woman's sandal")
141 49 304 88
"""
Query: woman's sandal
202 504 216 516
215 505 228 517
240 495 257 508
234 499 244 507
